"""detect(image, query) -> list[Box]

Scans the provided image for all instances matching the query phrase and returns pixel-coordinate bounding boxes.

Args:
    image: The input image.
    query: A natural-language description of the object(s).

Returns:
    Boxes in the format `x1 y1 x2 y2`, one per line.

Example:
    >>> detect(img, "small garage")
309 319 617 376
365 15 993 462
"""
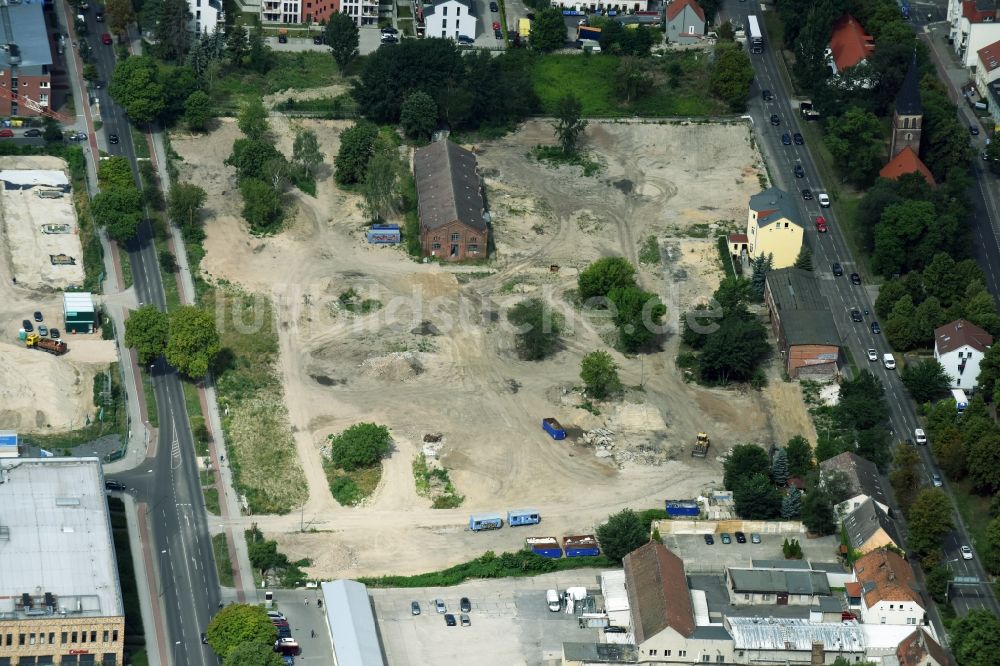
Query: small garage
63 292 97 333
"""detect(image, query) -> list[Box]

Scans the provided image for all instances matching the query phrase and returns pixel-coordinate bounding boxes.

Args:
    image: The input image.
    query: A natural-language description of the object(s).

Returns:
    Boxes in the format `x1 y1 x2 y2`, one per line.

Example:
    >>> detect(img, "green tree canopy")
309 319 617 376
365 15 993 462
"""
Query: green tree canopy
362 140 402 222
578 257 637 302
105 0 136 37
184 91 213 132
901 359 951 403
531 7 568 52
698 314 770 384
983 516 1000 575
206 604 277 659
907 488 954 555
595 508 647 563
292 128 323 179
326 11 360 71
109 56 166 124
222 641 283 666
400 91 439 140
872 199 938 277
240 178 283 233
169 182 207 240
165 306 220 378
823 106 885 187
98 156 134 190
723 443 770 491
507 298 563 361
152 0 192 63
238 98 270 141
608 285 665 352
785 435 814 477
781 487 802 518
889 442 921 516
226 138 284 183
580 350 622 400
553 93 587 156
734 473 782 519
124 305 169 366
709 42 754 111
334 121 379 185
800 486 837 535
92 186 144 242
329 423 392 471
949 609 1000 666
771 448 789 486
246 538 287 577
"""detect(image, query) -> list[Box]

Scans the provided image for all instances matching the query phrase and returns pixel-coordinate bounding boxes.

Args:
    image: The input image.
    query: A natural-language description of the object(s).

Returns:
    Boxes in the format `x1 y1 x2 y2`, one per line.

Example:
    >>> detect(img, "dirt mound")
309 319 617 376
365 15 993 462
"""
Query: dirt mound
360 352 423 381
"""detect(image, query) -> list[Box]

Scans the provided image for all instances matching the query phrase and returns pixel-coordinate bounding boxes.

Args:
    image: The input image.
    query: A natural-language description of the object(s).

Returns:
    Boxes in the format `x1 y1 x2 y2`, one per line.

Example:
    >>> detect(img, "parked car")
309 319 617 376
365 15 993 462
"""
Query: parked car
313 34 325 44
50 328 60 339
931 473 943 487
444 613 457 626
22 319 33 332
494 28 503 39
850 272 861 285
793 132 804 145
962 545 974 560
69 132 88 141
604 626 627 634
801 188 813 200
490 1 499 10
781 132 791 145
96 10 104 21
435 599 446 613
815 216 827 232
38 324 48 336
720 533 732 544
867 348 878 362
410 601 420 615
24 128 42 137
970 125 980 136
380 34 399 44
793 164 805 178
850 309 863 323
105 479 126 491
735 531 747 544
460 614 471 626
267 611 285 621
457 34 474 44
460 597 471 613
0 128 13 138
201 632 208 644
818 193 831 207
492 21 500 30
277 33 288 43
273 638 300 656
870 321 881 334
101 33 112 45
751 533 761 544
769 114 780 126
34 311 43 322
832 263 843 277
703 534 714 545
914 428 927 445
380 26 398 34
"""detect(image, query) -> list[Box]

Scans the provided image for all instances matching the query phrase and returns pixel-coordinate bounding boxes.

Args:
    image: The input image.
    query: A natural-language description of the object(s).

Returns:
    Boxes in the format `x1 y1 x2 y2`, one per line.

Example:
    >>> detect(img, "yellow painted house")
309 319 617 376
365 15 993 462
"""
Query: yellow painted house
746 187 803 269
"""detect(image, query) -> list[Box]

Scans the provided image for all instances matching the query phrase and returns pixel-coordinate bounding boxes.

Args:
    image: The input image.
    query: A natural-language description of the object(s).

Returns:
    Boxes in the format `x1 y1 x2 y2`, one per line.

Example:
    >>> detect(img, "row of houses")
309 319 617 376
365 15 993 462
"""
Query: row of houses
563 542 947 665
945 0 1000 132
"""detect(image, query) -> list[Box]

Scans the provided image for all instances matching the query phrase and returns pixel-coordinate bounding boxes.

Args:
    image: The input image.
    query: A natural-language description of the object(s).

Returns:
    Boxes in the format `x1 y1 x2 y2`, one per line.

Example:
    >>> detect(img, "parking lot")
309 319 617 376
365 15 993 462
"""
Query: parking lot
661 533 843 572
371 570 606 665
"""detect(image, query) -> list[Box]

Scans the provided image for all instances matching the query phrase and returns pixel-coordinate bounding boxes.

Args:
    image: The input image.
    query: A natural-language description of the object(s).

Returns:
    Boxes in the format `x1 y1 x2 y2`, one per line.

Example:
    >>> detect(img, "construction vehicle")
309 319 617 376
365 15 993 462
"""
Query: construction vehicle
25 332 67 355
518 18 531 39
692 432 710 458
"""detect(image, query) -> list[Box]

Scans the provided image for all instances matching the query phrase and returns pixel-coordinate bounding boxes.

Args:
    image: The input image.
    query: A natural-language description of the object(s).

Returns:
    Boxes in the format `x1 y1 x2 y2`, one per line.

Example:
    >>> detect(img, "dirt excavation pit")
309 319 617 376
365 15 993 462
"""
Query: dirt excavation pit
177 118 820 577
0 160 84 290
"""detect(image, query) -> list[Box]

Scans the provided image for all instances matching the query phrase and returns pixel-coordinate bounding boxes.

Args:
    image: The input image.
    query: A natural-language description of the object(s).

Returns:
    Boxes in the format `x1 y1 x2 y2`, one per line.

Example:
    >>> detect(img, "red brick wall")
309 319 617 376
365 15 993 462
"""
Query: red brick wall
421 220 486 262
303 0 339 23
0 70 53 117
787 344 839 378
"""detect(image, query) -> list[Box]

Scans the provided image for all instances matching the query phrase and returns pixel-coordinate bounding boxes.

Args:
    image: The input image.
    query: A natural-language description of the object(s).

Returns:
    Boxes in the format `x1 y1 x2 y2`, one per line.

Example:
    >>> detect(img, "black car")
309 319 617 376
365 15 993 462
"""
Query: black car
526 12 535 19
761 89 773 101
970 125 980 136
24 128 42 137
34 311 43 322
22 319 33 332
94 80 105 89
850 272 861 285
871 321 881 334
781 132 791 145
96 11 104 21
735 531 747 544
313 34 325 44
201 633 208 644
793 132 804 145
460 597 471 613
793 164 805 178
850 309 863 322
490 1 499 10
444 613 457 627
704 534 715 545
381 34 399 44
109 133 119 144
494 28 503 39
604 626 627 634
832 262 844 277
105 479 126 491
278 34 288 43
381 26 399 34
769 114 780 126
801 188 813 200
50 328 60 339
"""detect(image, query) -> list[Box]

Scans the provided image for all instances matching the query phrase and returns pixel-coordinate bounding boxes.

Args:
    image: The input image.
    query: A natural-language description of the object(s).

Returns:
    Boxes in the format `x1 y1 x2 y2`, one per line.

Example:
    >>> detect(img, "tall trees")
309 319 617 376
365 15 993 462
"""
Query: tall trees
785 436 814 477
240 179 283 233
508 298 563 360
105 0 136 37
110 56 166 124
553 93 587 156
92 186 143 241
734 473 782 519
334 121 379 185
291 128 323 179
362 141 402 222
900 359 951 403
578 258 637 302
326 12 360 71
580 351 622 399
165 306 221 378
824 107 885 187
608 285 665 352
950 609 1000 666
531 7 568 52
595 509 647 563
206 604 277 660
153 0 193 63
184 91 213 132
907 488 954 555
889 443 921 515
771 449 789 486
169 182 207 240
723 444 770 491
124 305 169 365
328 423 392 471
400 91 438 140
709 43 754 112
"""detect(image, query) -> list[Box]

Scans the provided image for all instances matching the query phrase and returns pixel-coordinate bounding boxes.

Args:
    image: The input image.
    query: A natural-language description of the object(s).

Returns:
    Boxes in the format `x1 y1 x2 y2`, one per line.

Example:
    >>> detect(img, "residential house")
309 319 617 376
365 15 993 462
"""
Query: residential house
820 451 890 517
0 0 52 117
261 0 302 23
889 55 924 162
897 627 952 666
413 141 488 262
726 617 866 665
623 542 734 663
302 0 344 24
188 0 224 33
827 14 875 75
424 0 477 41
880 147 935 187
763 268 840 379
844 498 902 555
989 79 1000 133
726 233 748 265
726 567 830 606
975 39 1000 97
665 0 705 45
852 550 925 626
947 0 1000 68
552 0 650 12
933 319 993 390
746 187 803 269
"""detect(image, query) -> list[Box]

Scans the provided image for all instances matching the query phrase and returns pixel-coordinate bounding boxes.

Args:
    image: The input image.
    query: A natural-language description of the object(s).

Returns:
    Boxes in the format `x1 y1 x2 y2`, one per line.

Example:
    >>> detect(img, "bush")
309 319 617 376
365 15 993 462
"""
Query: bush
507 298 563 360
328 422 392 471
329 475 362 505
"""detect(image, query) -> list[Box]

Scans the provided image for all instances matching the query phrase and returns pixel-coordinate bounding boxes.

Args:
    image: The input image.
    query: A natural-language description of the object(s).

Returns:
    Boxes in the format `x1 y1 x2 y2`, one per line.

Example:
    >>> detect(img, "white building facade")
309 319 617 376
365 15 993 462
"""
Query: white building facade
947 0 1000 67
424 0 477 40
934 319 993 390
188 0 224 33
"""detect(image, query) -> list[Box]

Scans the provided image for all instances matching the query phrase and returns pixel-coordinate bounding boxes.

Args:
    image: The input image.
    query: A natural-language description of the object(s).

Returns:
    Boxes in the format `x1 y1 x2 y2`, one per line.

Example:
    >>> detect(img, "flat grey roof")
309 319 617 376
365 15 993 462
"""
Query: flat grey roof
809 561 848 574
727 617 865 651
0 458 123 619
812 596 844 612
690 625 732 641
751 559 812 570
0 1 53 71
766 268 840 347
562 642 638 662
321 580 386 666
729 568 830 595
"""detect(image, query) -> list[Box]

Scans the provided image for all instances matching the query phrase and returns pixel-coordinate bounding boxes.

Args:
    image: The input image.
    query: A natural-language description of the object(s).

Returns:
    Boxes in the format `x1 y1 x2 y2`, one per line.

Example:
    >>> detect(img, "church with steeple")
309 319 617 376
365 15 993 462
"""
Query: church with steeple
880 55 935 186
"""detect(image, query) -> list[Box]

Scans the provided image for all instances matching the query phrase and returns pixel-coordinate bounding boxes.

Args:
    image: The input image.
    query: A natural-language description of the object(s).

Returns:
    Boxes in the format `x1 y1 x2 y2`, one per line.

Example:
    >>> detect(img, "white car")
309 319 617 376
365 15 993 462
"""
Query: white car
914 428 927 445
932 473 943 487
867 348 878 362
883 353 896 370
962 545 974 560
818 193 830 207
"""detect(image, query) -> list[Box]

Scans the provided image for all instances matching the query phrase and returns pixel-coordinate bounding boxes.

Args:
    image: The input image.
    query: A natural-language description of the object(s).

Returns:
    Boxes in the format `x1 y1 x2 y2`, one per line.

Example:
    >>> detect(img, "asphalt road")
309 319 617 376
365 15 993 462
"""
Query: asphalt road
76 9 222 664
730 0 1000 618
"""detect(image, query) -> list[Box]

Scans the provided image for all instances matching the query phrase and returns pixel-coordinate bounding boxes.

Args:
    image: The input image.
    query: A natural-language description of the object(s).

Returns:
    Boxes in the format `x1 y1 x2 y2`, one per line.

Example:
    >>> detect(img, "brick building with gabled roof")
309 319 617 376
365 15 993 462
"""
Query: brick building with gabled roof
413 140 489 262
880 146 935 187
897 627 952 666
851 549 925 626
934 319 993 390
828 14 875 73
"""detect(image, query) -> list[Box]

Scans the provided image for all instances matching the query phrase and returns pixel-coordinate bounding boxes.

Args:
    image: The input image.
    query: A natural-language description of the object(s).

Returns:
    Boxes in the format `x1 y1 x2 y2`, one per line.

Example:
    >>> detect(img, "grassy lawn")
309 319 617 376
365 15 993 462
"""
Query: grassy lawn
208 287 306 514
952 479 991 554
210 53 342 113
142 371 159 428
181 379 210 457
323 462 382 506
24 363 126 453
203 487 221 515
211 532 235 587
130 125 150 160
532 52 727 117
154 236 182 311
118 246 133 288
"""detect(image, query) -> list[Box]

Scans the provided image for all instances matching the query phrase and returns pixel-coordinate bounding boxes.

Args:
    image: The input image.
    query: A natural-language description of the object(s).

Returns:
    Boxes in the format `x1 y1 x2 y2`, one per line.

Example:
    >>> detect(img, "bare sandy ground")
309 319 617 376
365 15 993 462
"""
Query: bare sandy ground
176 118 818 578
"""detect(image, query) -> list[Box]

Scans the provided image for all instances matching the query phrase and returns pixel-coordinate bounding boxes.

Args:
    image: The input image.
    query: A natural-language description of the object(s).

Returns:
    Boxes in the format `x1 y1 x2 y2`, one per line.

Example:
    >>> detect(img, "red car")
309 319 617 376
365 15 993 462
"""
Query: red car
101 33 112 45
0 128 13 138
492 21 501 30
815 216 828 233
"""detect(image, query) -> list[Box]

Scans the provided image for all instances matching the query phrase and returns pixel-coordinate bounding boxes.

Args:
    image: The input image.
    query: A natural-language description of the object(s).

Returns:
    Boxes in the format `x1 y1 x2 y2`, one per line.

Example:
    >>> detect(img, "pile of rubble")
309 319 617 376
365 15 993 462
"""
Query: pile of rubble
580 429 615 458
422 433 444 459
360 352 423 381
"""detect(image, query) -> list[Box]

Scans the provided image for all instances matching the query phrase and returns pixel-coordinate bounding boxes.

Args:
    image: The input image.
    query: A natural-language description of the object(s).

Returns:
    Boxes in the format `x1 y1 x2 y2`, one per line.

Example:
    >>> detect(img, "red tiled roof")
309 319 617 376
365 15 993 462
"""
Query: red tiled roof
880 147 935 187
853 549 922 609
935 319 993 355
666 0 705 23
845 581 862 598
963 0 998 23
978 38 1000 73
897 627 953 666
623 542 695 643
728 233 748 243
829 14 875 72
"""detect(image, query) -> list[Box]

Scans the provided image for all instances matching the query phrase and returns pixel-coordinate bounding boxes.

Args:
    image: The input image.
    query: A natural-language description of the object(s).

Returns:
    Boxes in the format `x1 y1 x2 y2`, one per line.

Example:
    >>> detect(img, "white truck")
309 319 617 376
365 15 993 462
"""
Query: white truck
951 388 968 412
883 353 896 369
546 589 561 612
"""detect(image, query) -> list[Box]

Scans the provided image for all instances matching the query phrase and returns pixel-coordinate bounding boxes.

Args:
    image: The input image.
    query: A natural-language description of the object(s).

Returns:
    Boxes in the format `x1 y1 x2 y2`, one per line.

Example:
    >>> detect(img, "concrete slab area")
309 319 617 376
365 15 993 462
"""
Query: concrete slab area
661 533 843 573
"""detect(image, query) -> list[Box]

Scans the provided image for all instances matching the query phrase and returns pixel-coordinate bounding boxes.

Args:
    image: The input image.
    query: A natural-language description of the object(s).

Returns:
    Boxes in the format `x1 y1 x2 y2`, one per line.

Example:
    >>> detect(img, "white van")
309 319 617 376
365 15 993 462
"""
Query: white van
546 589 561 612
882 353 896 369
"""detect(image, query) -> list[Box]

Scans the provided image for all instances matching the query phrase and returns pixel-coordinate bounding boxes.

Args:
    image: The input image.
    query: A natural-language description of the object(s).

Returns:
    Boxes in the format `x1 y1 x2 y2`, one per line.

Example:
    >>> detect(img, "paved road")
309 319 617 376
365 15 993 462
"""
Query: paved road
729 0 1000 619
78 8 222 665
